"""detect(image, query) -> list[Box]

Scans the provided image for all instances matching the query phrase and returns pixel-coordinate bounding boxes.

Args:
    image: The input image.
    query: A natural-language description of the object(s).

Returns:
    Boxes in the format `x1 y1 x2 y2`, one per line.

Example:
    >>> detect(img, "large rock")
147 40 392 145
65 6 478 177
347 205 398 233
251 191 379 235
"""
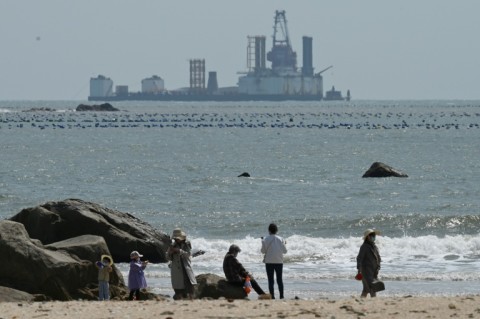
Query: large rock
0 220 129 300
0 286 37 302
195 274 247 299
76 103 119 112
46 235 124 287
9 199 171 263
362 162 408 178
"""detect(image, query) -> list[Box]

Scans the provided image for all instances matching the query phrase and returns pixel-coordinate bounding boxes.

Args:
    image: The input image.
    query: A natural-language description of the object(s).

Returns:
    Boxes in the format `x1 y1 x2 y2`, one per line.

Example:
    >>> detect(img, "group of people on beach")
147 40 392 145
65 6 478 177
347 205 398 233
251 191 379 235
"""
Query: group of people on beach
160 223 288 300
95 224 382 300
94 228 204 301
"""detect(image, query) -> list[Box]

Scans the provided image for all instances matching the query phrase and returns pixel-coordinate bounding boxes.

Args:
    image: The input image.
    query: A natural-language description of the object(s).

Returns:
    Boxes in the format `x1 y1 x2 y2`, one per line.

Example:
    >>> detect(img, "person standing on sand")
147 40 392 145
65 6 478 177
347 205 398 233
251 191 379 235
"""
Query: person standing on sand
95 255 113 301
261 223 287 299
167 228 197 300
356 229 381 298
223 244 271 299
128 251 148 300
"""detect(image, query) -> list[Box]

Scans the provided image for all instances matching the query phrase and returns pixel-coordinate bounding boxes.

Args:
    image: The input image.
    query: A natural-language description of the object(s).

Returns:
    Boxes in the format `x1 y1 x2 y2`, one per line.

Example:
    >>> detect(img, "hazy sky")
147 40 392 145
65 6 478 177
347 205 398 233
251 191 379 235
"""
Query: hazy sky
1 1 479 100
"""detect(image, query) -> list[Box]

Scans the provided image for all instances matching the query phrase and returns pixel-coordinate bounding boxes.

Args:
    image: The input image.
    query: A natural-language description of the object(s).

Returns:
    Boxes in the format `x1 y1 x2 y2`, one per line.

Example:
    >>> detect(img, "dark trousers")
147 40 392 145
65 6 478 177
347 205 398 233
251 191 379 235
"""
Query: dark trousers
128 289 140 300
232 278 266 295
266 263 284 299
249 277 266 295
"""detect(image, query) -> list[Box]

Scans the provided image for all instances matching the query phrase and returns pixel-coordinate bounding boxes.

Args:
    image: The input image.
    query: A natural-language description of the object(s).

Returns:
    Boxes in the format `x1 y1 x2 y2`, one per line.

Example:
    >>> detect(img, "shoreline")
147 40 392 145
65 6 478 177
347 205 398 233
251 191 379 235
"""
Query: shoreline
1 295 479 318
132 274 480 300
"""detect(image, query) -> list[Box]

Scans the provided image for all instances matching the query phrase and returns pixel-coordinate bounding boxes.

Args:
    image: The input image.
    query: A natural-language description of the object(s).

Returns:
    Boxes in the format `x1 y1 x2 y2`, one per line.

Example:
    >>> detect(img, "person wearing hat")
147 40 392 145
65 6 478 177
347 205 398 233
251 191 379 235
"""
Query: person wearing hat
167 228 197 300
356 229 382 297
95 255 113 301
223 244 271 299
128 250 148 300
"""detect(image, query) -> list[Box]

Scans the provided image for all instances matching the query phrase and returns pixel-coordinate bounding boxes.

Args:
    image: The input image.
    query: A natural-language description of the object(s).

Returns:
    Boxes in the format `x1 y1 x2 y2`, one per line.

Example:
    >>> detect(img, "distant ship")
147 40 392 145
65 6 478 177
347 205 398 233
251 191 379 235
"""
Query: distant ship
325 87 351 101
88 11 349 102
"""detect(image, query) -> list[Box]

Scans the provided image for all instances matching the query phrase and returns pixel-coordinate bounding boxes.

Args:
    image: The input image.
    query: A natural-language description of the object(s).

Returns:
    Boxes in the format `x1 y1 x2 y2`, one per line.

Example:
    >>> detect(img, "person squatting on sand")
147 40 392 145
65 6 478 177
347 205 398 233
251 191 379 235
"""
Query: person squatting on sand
261 223 287 299
167 228 197 300
95 255 113 301
357 229 382 298
223 244 271 299
128 250 148 300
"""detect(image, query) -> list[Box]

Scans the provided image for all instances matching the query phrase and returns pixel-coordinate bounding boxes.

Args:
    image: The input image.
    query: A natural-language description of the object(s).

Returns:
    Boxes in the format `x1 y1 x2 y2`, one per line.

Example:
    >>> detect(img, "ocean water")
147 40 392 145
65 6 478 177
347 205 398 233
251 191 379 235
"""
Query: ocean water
1 99 480 299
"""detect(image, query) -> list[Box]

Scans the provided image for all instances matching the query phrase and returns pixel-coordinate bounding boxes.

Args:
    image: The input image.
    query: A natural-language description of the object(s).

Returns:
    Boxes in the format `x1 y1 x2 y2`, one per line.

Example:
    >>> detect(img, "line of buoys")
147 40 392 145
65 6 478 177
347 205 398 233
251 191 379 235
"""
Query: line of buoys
1 111 479 130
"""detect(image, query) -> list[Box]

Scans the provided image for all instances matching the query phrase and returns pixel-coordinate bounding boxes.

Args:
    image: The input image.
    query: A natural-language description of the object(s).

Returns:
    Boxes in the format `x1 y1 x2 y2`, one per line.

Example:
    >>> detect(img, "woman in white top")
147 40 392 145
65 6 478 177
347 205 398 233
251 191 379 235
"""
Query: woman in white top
261 223 287 299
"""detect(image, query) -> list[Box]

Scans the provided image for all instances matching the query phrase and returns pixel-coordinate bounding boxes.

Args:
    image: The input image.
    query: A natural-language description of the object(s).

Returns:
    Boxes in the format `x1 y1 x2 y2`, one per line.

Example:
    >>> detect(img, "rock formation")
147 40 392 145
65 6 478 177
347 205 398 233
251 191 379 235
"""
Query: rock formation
0 220 128 300
76 103 119 112
237 172 251 177
195 274 247 299
0 286 37 302
22 107 56 112
45 235 125 286
362 162 408 178
9 199 171 263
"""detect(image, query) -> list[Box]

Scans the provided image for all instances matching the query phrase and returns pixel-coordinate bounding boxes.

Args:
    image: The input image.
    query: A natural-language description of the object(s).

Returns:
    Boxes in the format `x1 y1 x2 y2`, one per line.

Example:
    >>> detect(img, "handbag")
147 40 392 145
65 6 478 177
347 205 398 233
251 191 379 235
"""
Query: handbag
371 280 385 292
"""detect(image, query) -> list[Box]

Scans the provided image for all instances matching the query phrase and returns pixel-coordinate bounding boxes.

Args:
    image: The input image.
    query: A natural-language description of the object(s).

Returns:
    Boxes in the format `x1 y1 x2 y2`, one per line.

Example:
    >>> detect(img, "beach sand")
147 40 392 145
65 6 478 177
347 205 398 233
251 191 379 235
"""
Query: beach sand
1 295 479 319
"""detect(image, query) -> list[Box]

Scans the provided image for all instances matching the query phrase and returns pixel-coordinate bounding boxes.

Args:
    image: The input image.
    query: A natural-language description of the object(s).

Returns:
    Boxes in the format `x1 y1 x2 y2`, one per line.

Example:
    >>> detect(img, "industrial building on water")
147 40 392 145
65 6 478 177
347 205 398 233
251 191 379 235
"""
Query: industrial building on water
89 10 350 102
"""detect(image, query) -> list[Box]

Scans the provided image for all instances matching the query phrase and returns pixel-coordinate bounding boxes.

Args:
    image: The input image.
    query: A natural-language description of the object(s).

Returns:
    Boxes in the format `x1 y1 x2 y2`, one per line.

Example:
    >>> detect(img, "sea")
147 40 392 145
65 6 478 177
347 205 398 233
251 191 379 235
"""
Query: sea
1 99 480 299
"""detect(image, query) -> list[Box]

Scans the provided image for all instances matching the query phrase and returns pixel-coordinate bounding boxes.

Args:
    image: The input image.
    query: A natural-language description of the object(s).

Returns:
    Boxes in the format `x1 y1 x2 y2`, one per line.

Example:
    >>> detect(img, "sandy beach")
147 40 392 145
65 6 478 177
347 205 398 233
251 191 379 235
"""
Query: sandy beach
1 295 479 319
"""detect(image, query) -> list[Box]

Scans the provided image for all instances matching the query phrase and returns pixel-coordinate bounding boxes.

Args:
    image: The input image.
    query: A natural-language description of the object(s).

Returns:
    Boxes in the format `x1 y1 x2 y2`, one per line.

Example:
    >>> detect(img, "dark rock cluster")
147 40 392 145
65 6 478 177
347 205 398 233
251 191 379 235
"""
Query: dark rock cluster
76 103 119 112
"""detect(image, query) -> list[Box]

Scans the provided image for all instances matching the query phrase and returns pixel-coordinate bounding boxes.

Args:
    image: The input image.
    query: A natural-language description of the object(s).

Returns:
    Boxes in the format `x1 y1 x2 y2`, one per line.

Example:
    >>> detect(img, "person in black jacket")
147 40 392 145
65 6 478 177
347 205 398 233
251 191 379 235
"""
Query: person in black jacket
356 229 382 297
223 244 271 299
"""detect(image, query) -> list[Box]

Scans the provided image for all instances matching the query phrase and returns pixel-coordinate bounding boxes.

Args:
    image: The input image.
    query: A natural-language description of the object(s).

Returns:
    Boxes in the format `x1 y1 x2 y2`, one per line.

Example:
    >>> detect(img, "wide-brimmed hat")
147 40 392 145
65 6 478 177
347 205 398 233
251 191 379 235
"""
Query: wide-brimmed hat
130 250 143 259
101 254 113 266
363 229 381 240
172 228 186 240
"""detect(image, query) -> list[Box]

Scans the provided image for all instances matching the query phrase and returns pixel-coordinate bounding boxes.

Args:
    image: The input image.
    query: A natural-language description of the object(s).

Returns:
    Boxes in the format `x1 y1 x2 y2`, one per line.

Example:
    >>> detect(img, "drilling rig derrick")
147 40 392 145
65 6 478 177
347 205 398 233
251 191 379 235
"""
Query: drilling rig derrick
266 10 297 70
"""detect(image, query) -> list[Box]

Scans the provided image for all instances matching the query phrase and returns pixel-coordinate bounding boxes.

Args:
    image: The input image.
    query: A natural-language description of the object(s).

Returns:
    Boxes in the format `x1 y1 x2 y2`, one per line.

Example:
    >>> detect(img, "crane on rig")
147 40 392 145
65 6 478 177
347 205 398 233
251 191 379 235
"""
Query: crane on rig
266 10 297 70
316 65 333 76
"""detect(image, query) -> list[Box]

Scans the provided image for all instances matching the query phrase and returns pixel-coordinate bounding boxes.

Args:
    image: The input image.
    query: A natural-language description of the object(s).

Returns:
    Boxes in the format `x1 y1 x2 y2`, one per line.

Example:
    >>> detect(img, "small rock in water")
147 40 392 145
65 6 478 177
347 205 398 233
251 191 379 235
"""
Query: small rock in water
237 172 250 177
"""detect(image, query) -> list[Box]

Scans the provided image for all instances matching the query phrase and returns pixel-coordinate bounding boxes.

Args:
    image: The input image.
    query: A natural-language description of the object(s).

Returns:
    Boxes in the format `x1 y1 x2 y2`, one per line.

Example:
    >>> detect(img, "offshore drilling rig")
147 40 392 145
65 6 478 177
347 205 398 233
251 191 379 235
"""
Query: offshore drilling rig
89 10 348 101
238 10 331 98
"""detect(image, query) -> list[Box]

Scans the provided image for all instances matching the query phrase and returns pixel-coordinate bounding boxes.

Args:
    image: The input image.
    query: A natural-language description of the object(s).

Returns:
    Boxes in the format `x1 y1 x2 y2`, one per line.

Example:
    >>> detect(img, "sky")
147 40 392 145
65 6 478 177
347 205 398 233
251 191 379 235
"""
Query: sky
1 0 479 100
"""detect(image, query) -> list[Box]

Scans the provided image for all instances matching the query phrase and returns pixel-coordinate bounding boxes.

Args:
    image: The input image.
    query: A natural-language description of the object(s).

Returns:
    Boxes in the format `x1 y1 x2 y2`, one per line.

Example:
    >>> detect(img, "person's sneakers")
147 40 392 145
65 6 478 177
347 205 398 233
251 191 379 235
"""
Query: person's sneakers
258 293 272 300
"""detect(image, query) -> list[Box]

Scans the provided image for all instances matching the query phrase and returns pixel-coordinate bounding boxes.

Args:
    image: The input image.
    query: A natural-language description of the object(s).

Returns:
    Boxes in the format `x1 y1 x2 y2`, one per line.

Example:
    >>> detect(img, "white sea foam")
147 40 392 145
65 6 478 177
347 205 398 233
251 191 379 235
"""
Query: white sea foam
183 234 480 281
116 233 480 298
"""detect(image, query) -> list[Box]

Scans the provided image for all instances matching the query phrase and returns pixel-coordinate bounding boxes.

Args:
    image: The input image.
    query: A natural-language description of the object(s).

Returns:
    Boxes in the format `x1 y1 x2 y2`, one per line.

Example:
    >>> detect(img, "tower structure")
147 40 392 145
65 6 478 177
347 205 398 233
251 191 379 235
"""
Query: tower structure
189 59 205 93
207 71 218 94
247 36 266 73
302 36 314 76
266 10 297 70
